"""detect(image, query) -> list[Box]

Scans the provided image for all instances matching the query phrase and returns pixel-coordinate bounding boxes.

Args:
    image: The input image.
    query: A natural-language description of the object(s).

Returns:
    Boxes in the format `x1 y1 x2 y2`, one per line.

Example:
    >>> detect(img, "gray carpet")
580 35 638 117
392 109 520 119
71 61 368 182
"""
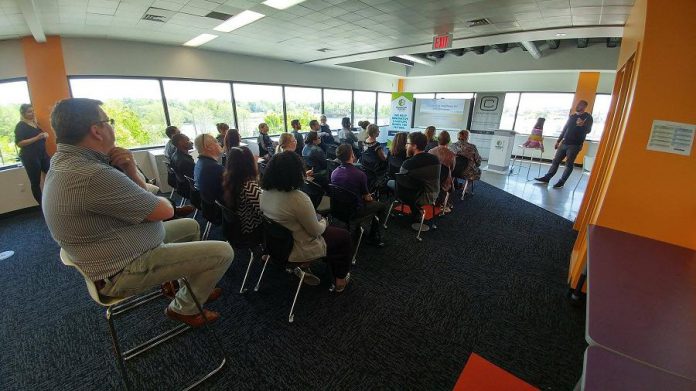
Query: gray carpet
0 181 585 390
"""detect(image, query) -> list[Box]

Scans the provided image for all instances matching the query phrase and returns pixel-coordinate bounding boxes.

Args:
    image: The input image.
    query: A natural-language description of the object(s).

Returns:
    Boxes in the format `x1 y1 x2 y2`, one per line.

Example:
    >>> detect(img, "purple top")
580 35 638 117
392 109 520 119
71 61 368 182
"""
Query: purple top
587 225 696 380
330 163 368 207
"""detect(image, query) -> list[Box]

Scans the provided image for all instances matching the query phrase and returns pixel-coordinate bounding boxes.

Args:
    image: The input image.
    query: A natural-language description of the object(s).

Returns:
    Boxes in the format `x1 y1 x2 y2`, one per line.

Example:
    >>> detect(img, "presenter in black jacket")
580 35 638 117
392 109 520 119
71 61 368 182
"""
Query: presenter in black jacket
14 104 51 204
535 100 593 188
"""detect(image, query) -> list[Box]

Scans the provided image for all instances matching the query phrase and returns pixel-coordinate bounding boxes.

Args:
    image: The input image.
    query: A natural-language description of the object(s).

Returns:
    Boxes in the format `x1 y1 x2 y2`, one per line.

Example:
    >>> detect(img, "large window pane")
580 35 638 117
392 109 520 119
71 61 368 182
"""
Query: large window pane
70 78 167 149
499 93 520 130
163 80 233 140
436 93 474 99
513 93 575 137
589 94 612 141
354 91 376 124
0 80 31 167
233 83 284 137
377 92 391 126
284 86 321 130
323 89 352 130
414 93 435 99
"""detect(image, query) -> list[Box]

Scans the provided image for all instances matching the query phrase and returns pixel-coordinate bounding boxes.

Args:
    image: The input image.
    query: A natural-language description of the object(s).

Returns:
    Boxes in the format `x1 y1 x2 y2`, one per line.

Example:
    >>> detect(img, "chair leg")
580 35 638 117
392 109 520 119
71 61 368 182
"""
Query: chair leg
383 200 397 229
440 192 450 216
253 254 271 292
169 189 175 200
201 222 212 241
178 197 186 207
352 226 364 265
416 210 425 242
461 180 469 200
240 249 256 293
106 307 132 390
288 267 305 323
192 209 198 220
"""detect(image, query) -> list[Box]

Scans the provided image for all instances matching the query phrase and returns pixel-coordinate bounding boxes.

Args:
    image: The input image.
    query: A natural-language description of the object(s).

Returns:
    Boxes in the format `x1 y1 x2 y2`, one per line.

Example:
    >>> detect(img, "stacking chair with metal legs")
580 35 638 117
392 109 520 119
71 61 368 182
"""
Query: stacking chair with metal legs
510 145 543 180
200 198 222 241
60 249 226 390
328 184 365 265
453 155 473 200
383 173 439 242
164 162 178 200
183 176 201 220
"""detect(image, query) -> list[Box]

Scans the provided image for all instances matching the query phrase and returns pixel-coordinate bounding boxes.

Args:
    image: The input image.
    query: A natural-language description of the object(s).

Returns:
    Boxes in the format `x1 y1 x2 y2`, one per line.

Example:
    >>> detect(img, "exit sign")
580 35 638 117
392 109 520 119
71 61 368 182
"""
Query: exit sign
432 33 453 50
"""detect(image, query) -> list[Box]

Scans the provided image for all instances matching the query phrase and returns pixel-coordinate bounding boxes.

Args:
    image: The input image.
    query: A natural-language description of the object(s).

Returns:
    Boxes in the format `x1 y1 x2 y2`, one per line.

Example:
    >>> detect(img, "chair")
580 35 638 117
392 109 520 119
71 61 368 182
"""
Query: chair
323 141 338 160
383 172 440 242
326 158 341 177
254 216 323 323
200 198 222 240
510 145 543 180
452 156 472 200
215 201 263 294
438 164 452 215
164 162 178 200
183 176 200 220
169 164 191 207
572 156 594 196
59 249 226 390
328 184 365 265
300 180 330 216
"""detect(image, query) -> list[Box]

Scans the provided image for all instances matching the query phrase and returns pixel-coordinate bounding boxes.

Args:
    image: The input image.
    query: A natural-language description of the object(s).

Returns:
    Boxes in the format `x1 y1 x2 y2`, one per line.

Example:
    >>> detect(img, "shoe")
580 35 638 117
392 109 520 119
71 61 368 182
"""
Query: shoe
205 287 222 304
161 280 179 299
365 237 385 248
534 177 550 183
174 205 195 217
333 273 351 293
165 307 219 327
294 267 320 286
553 182 565 189
443 206 452 214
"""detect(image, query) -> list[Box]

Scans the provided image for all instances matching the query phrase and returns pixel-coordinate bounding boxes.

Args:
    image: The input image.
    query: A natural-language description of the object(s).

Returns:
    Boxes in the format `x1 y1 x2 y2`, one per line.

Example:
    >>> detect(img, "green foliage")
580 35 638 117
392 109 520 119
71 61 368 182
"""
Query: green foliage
285 110 317 130
263 112 284 134
0 104 20 166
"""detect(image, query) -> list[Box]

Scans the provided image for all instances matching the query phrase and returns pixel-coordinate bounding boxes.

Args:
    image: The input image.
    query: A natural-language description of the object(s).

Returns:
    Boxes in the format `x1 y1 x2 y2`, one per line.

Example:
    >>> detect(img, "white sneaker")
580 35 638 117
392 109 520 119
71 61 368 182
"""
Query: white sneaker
294 267 320 286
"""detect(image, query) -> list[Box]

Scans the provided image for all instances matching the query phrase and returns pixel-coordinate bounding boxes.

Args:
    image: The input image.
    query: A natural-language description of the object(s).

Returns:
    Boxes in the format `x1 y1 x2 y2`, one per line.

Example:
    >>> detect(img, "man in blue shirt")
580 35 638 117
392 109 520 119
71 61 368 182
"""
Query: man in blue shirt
331 144 386 247
256 122 275 159
193 133 224 202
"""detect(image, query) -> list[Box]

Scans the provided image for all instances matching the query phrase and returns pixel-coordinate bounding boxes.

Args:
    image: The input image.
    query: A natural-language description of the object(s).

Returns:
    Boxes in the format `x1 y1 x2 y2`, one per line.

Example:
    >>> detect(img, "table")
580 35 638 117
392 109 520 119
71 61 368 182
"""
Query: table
587 225 696 380
583 346 695 390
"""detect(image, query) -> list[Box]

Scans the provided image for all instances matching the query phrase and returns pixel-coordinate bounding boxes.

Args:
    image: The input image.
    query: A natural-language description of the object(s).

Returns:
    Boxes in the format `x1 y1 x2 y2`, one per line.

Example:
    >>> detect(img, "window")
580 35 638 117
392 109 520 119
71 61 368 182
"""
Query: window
323 89 352 130
499 93 520 130
233 83 284 137
353 91 376 124
0 80 31 167
163 80 234 140
377 92 391 126
513 93 575 137
69 78 167 149
435 93 474 99
413 93 435 100
589 94 612 141
284 86 321 130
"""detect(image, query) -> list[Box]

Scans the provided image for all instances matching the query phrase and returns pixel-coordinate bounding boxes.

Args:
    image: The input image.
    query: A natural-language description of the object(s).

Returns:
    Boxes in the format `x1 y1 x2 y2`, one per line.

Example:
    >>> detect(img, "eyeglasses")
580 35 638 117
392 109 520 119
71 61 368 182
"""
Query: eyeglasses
95 118 115 126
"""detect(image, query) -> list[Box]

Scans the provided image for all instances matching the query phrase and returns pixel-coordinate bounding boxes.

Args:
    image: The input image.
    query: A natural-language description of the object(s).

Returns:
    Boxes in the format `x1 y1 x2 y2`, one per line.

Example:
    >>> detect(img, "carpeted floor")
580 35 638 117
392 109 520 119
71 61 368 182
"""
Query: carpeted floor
0 181 586 390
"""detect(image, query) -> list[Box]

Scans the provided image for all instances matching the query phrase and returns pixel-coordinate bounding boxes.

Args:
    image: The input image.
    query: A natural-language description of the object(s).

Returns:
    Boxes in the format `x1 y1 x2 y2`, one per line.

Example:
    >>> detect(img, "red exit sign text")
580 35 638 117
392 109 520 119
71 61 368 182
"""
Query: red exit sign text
432 34 453 50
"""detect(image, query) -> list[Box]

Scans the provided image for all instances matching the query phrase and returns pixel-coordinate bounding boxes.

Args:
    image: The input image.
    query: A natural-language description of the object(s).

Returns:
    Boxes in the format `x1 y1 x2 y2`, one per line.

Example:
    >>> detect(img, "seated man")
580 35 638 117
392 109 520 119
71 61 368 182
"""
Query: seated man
256 122 275 160
290 119 304 155
43 98 233 326
171 133 195 180
193 133 224 202
164 125 180 161
331 144 386 247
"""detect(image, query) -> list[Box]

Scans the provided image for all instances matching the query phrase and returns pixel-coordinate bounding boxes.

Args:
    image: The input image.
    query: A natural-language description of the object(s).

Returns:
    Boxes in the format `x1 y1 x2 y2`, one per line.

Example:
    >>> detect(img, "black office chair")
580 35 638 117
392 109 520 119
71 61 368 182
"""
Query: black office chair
215 201 263 294
328 184 364 265
452 155 473 200
383 172 439 242
183 175 200 220
200 197 222 240
324 143 338 160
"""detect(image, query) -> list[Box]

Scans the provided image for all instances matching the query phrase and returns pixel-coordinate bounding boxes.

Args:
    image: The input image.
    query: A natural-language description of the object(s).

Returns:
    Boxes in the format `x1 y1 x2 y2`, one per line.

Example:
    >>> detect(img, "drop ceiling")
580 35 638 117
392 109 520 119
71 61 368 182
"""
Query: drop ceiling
1 0 633 68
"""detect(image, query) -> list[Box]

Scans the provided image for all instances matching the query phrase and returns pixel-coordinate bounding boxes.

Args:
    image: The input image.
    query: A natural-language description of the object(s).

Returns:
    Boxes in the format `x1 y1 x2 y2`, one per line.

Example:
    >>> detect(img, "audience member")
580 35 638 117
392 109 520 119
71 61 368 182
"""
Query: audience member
311 119 334 151
257 123 275 159
215 122 229 146
302 131 328 173
290 119 304 155
223 147 263 237
164 125 180 161
14 104 50 204
276 132 297 154
361 124 387 171
357 120 370 142
450 130 482 192
339 117 358 150
43 98 233 327
194 133 224 202
424 126 438 151
171 133 195 180
429 131 456 211
387 132 408 177
332 144 386 247
319 115 331 134
260 151 353 291
223 128 241 155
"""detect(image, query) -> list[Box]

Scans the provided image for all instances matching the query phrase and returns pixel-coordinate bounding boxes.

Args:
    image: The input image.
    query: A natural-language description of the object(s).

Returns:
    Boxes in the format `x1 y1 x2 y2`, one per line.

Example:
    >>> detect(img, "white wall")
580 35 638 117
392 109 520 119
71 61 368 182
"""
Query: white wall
0 40 26 79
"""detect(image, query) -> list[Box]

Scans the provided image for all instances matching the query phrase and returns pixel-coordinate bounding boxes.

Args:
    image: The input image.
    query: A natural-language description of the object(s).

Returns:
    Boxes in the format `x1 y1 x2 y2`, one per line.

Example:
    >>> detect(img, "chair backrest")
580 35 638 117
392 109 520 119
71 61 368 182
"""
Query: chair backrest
328 184 360 224
201 197 222 226
394 173 421 204
183 175 201 209
439 164 451 187
165 162 178 188
387 154 404 178
216 201 262 249
300 180 325 209
324 142 338 159
59 249 124 306
452 155 469 178
262 215 294 265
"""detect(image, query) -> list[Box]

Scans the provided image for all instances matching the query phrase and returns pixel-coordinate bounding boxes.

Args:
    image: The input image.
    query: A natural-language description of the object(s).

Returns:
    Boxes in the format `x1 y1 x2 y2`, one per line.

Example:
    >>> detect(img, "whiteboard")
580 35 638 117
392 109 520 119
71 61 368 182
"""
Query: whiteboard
413 99 471 129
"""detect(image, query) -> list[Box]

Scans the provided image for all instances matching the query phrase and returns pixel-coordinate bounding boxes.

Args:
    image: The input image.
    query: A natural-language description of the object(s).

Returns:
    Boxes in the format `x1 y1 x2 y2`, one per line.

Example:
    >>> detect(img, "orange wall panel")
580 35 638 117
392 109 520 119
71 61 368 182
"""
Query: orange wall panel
21 36 71 156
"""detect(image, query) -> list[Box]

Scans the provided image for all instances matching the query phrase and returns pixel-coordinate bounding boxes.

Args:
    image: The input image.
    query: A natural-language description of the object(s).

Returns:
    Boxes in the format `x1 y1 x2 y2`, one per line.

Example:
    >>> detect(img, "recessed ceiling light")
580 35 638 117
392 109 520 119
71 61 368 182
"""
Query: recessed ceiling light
183 33 218 47
556 33 567 37
214 10 265 32
262 0 306 10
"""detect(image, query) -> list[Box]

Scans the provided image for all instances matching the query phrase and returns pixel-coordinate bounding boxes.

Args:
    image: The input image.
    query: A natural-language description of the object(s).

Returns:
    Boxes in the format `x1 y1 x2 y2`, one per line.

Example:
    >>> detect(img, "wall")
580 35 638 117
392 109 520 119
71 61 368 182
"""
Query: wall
0 40 25 79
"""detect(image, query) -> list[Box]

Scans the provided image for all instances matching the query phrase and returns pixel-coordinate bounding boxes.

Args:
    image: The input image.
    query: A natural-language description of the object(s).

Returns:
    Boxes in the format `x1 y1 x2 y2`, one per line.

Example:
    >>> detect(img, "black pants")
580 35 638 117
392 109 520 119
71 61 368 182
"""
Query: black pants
544 144 582 184
352 200 387 240
322 226 352 279
21 153 50 204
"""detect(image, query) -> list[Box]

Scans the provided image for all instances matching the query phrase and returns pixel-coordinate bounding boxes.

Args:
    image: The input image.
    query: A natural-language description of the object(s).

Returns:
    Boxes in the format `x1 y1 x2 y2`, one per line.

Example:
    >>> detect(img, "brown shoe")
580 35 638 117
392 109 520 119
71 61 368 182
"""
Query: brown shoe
174 205 195 217
165 307 219 327
205 288 222 304
161 280 179 299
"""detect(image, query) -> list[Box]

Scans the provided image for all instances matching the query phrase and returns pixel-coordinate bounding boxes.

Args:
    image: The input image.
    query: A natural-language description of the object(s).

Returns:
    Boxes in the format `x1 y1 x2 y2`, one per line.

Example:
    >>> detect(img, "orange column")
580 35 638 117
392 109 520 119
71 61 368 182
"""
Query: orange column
397 79 405 93
21 36 71 156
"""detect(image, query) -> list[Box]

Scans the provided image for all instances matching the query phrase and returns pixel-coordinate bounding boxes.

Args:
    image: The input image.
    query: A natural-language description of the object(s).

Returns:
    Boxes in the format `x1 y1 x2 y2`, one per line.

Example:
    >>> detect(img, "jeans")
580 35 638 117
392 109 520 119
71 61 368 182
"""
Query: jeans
544 144 583 183
21 153 50 204
100 218 234 315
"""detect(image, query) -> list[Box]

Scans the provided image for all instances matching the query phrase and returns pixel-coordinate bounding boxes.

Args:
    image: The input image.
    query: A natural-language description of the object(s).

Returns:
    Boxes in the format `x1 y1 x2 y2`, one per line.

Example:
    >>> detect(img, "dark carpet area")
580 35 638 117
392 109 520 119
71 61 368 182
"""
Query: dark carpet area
0 181 586 390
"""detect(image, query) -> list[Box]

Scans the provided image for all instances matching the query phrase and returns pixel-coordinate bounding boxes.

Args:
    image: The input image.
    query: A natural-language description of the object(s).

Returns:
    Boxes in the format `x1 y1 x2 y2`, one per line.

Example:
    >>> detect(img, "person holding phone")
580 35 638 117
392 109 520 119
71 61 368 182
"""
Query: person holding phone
14 104 51 204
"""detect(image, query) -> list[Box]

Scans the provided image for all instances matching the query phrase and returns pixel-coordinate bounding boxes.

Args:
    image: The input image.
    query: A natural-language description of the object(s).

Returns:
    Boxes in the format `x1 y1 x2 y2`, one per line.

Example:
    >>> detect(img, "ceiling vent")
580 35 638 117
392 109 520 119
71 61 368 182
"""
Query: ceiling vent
466 18 491 27
317 48 332 52
206 11 233 21
142 8 175 23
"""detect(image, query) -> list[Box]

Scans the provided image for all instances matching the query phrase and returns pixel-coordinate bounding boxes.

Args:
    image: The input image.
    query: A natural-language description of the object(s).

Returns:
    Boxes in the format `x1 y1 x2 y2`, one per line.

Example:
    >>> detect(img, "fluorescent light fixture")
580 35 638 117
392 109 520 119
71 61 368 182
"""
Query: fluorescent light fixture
262 0 306 10
388 56 414 67
555 33 567 37
214 10 265 32
396 54 435 66
183 33 218 47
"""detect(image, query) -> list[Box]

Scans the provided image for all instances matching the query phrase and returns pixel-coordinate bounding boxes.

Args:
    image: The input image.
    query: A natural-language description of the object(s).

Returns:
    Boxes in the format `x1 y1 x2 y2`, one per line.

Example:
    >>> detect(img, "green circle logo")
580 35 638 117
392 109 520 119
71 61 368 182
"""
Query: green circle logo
398 98 406 107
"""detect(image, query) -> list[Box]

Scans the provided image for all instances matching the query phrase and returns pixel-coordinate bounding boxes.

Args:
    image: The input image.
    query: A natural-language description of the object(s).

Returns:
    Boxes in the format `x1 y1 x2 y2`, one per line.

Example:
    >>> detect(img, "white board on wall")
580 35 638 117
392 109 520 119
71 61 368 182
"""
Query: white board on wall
413 99 471 129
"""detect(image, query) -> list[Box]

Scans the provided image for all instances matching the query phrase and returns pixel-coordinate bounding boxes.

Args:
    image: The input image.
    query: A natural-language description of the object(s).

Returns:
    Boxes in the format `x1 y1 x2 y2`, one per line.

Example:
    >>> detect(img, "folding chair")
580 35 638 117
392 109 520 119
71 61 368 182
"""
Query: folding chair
328 184 365 265
183 176 201 220
215 201 263 294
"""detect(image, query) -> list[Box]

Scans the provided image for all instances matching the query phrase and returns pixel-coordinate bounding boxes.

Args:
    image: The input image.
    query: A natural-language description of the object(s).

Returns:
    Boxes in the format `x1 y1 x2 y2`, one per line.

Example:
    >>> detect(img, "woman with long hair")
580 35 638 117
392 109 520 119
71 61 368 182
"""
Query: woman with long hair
450 129 482 185
276 132 298 154
14 104 50 204
424 126 438 152
223 128 241 155
387 131 408 177
222 146 262 236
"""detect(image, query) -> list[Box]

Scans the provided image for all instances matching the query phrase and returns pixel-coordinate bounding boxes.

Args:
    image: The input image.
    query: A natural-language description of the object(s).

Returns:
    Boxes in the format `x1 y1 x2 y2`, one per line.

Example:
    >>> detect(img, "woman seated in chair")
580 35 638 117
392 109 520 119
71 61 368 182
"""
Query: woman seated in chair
302 131 328 188
387 132 408 178
222 147 263 238
223 128 241 155
260 151 353 291
360 124 387 169
276 132 299 155
449 130 482 193
429 131 456 212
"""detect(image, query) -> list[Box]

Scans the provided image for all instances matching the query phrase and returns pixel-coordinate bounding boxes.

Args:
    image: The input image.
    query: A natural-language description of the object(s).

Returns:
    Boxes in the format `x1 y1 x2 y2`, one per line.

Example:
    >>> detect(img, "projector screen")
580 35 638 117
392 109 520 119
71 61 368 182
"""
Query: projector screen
413 99 471 129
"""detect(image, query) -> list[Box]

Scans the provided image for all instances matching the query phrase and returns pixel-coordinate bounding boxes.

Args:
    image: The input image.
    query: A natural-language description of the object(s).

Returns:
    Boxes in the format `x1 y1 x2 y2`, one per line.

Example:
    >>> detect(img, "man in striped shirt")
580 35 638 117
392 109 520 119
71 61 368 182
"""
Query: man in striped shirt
43 98 234 327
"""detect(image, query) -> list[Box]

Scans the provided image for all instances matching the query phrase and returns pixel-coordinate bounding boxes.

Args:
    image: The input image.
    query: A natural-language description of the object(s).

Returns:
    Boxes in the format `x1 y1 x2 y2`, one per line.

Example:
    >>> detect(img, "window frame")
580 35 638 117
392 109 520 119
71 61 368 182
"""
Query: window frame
0 77 32 171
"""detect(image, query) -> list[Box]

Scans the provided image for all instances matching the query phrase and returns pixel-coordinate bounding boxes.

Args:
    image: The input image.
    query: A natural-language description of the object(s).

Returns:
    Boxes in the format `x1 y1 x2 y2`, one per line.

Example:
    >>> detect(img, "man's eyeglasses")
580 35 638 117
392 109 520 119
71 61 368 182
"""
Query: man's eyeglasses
95 118 115 126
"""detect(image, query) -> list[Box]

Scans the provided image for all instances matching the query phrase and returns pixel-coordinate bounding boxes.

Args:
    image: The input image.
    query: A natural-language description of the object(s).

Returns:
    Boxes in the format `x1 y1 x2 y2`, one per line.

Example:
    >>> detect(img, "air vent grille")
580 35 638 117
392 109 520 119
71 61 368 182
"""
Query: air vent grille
206 11 232 21
141 8 175 23
467 18 491 27
317 48 332 52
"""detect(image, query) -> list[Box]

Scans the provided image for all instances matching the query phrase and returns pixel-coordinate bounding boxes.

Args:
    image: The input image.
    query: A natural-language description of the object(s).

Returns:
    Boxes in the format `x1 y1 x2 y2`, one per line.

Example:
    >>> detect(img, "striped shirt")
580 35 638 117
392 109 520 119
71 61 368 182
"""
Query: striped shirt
43 144 164 281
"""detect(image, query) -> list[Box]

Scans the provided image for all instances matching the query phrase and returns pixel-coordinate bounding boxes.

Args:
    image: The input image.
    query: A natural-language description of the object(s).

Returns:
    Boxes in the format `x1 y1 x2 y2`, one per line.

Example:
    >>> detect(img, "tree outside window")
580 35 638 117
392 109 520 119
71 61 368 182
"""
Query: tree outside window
0 81 30 167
